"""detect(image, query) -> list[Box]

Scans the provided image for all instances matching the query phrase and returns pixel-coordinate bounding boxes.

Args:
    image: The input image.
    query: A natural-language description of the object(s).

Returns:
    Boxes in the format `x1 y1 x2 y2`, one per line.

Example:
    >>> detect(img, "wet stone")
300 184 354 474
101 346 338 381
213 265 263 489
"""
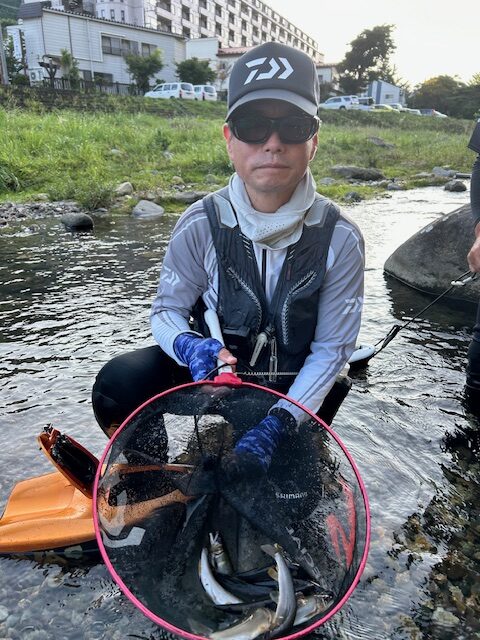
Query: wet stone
431 607 460 636
0 605 9 622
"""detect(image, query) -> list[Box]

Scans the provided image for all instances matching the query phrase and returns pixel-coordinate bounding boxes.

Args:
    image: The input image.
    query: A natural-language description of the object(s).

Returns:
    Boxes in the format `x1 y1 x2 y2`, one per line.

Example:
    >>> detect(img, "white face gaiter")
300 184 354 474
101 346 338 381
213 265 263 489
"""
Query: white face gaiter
227 169 317 250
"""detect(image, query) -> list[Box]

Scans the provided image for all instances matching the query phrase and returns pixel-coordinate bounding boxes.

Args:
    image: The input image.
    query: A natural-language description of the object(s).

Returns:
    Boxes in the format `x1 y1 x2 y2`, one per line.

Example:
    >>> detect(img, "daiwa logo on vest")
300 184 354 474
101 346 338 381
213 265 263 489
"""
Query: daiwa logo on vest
244 57 294 85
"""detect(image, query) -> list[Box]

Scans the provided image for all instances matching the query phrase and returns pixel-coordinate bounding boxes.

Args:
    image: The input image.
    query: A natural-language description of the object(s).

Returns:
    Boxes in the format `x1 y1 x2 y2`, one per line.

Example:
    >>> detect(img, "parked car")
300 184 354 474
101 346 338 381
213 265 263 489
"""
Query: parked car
193 85 218 101
144 82 195 99
403 107 422 115
389 103 406 111
357 96 375 111
318 95 359 110
370 104 400 113
419 108 448 118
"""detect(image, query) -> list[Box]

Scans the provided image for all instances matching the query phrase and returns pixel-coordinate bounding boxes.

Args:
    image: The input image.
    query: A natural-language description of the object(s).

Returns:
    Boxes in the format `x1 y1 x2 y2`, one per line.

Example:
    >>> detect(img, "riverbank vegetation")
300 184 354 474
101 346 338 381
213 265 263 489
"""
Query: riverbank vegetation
0 100 475 210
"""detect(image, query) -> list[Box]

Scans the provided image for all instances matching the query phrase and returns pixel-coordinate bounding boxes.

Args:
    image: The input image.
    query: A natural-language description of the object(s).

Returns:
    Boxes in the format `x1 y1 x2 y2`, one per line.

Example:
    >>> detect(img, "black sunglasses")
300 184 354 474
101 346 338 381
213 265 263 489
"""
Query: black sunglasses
228 114 320 144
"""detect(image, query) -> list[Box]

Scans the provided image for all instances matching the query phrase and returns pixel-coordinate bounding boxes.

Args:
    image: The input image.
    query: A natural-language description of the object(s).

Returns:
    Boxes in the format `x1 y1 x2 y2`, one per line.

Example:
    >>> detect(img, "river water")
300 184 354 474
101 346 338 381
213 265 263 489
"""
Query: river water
0 186 478 640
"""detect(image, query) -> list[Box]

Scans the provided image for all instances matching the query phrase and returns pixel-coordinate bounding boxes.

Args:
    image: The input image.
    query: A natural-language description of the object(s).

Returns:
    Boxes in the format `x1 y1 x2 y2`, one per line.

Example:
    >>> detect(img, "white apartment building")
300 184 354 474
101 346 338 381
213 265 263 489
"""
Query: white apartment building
137 0 321 62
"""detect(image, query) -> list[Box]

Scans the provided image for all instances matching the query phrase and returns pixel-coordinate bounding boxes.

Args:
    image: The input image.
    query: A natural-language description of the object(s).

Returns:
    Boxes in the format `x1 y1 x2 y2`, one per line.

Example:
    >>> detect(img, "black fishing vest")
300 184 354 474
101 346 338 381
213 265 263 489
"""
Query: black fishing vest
195 188 340 386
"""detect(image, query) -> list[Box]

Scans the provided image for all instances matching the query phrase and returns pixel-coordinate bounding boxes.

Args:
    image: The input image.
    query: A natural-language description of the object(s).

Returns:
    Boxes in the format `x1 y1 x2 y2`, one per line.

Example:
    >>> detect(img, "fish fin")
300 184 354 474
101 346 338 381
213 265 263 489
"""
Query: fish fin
261 543 279 558
267 567 278 581
187 618 214 638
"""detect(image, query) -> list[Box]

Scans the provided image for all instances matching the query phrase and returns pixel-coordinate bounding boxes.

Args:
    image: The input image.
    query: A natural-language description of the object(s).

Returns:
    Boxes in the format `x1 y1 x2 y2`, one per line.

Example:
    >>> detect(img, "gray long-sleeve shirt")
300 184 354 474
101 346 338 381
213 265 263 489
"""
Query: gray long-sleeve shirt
151 195 364 422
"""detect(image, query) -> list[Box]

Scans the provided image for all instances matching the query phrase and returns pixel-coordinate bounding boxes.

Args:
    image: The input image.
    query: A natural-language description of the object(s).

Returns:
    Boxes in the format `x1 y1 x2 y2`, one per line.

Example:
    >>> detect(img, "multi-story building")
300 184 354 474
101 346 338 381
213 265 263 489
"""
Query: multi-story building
94 0 323 63
10 0 323 88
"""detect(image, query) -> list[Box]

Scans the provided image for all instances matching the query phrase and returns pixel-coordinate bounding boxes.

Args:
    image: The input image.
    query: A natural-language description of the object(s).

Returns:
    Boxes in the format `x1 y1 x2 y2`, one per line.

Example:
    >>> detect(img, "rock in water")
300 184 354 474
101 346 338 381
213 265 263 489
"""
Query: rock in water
132 200 165 218
61 212 94 231
384 204 480 303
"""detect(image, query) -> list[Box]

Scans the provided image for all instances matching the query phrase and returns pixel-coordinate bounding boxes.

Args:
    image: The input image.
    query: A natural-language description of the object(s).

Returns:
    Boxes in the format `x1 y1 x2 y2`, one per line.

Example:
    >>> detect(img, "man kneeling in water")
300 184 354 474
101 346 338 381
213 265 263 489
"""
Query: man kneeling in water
92 42 365 488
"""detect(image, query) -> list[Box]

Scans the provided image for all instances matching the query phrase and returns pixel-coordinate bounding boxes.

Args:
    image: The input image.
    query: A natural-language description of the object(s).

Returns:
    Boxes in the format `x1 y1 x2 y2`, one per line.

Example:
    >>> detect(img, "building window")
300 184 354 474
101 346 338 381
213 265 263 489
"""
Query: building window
110 9 115 19
252 26 258 37
241 35 246 46
158 17 172 31
241 19 246 31
200 14 207 28
142 42 156 56
181 5 190 20
252 10 258 21
183 26 191 37
100 8 105 16
228 0 235 6
199 0 207 7
261 30 267 41
120 9 125 20
228 29 234 41
94 71 113 83
215 22 222 36
157 0 171 10
215 3 221 17
228 12 234 24
240 1 248 14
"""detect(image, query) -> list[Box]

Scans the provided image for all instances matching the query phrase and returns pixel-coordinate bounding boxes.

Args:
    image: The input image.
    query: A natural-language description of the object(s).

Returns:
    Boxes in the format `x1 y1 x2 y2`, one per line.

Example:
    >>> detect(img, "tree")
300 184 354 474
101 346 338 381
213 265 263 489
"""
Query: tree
175 57 216 85
60 48 81 90
337 24 396 95
125 49 163 94
469 72 480 86
410 75 464 115
5 35 24 83
216 61 231 90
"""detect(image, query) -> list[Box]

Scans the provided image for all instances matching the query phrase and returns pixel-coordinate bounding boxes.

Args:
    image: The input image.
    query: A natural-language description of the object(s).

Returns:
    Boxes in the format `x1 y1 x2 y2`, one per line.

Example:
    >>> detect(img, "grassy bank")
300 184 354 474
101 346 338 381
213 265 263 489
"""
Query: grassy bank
0 100 475 210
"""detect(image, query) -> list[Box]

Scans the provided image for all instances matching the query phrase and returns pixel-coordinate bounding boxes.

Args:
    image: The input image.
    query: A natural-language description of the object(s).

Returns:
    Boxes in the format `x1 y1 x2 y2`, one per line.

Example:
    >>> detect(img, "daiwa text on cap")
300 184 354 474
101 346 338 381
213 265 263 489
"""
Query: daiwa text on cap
227 42 320 119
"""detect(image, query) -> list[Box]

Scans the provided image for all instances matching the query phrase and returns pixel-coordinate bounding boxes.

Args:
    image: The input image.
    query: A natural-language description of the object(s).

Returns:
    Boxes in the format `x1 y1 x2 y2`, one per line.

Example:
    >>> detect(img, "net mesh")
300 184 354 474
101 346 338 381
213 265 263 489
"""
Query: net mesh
95 379 368 638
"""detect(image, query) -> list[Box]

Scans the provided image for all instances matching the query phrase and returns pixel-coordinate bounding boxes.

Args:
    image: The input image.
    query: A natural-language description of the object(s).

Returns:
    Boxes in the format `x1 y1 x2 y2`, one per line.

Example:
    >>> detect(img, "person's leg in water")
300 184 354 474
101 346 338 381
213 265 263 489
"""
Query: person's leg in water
92 346 190 462
466 301 480 415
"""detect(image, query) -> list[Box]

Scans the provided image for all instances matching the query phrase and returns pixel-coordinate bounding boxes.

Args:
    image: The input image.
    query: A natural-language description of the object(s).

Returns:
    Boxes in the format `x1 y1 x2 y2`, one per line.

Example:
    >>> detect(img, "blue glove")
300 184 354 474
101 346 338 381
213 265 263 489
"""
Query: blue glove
173 333 224 381
234 414 286 471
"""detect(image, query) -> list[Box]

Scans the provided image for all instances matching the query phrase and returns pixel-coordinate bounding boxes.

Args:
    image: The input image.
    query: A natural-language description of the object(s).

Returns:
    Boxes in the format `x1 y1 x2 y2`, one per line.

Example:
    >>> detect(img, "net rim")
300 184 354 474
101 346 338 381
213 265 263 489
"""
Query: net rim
93 377 371 639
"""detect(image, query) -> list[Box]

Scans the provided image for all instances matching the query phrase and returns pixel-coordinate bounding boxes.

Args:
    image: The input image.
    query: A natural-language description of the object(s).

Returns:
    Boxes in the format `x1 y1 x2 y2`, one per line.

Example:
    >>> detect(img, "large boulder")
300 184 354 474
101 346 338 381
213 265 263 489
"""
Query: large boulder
60 212 94 231
384 204 480 303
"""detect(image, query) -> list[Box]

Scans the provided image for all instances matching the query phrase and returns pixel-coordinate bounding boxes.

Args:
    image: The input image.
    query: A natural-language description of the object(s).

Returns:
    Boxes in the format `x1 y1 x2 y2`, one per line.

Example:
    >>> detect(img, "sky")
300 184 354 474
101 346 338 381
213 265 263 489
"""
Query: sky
268 0 479 87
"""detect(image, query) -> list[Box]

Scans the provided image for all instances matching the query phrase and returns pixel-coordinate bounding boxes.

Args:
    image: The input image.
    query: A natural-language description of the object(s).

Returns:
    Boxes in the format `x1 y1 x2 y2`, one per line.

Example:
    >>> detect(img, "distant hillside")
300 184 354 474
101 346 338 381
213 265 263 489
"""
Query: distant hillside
0 0 21 21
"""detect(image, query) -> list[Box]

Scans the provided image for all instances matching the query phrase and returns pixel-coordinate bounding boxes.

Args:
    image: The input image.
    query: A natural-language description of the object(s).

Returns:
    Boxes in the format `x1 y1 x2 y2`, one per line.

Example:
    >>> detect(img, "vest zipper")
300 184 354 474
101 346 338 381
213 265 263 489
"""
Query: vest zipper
280 270 317 345
225 265 262 333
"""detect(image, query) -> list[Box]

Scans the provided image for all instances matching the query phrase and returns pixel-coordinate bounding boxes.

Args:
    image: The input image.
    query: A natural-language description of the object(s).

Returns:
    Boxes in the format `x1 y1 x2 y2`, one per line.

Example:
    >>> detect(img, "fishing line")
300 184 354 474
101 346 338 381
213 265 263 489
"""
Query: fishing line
372 270 478 358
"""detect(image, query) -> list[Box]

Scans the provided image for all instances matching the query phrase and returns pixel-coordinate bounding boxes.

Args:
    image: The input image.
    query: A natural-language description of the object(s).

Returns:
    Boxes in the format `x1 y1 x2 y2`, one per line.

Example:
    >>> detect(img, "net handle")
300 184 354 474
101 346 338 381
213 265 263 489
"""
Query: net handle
204 309 233 374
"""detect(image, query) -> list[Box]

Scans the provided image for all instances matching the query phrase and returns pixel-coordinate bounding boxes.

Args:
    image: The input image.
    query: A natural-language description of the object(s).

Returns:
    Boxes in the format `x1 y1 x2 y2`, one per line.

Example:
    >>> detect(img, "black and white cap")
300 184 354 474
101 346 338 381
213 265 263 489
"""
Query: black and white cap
227 42 320 119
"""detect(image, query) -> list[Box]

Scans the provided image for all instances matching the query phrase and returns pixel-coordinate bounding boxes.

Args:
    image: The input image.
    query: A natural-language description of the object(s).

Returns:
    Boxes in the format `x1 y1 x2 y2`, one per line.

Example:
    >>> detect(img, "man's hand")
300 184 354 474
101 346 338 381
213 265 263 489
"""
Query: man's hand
233 414 286 472
468 222 480 272
173 333 237 381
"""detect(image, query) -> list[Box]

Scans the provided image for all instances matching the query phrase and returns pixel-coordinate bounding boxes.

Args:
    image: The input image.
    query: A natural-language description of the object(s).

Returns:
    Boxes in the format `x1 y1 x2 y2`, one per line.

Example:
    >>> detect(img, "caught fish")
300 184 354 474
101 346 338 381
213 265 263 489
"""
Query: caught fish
199 548 243 605
210 607 276 640
261 544 297 637
293 593 333 626
209 532 233 575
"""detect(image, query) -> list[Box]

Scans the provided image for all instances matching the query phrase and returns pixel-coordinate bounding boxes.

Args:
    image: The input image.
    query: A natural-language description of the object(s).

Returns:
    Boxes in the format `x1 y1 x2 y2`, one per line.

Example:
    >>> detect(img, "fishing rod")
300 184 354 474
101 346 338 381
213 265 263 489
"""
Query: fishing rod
366 270 478 363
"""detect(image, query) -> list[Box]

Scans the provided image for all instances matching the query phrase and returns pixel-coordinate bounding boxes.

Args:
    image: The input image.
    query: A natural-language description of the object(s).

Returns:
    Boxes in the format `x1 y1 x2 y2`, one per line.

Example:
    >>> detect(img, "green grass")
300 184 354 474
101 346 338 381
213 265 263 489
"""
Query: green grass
0 102 475 209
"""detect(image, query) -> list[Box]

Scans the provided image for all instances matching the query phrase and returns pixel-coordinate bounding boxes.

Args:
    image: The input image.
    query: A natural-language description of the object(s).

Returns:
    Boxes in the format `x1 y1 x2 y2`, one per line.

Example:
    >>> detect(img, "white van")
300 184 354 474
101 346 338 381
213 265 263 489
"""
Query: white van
144 82 195 100
193 85 218 101
318 95 359 110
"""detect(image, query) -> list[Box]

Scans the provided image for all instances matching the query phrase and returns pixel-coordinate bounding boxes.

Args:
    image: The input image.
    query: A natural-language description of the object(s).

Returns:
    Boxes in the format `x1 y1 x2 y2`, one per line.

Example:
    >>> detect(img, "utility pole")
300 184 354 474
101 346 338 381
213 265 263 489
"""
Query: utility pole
0 24 11 85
